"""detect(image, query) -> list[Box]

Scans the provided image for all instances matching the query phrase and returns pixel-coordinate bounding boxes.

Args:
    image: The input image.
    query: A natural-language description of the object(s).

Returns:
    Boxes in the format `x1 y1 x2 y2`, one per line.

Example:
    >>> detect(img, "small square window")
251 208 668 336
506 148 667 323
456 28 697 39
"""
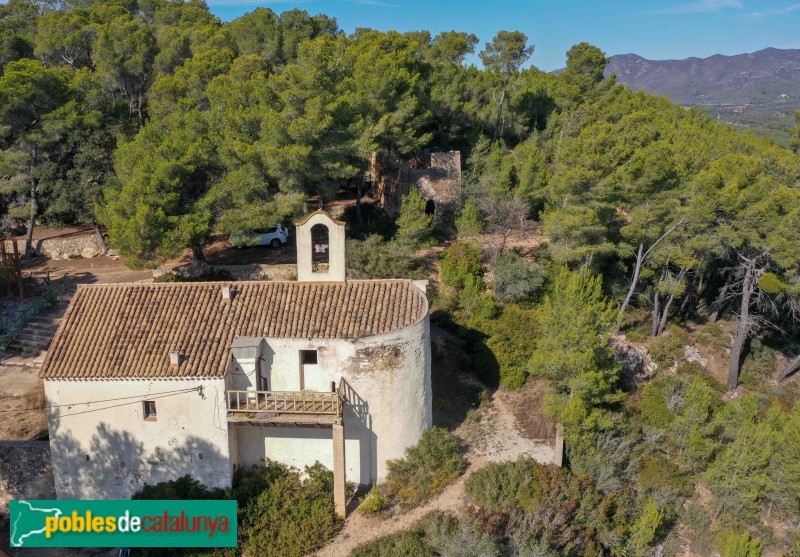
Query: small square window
301 350 318 365
143 400 157 421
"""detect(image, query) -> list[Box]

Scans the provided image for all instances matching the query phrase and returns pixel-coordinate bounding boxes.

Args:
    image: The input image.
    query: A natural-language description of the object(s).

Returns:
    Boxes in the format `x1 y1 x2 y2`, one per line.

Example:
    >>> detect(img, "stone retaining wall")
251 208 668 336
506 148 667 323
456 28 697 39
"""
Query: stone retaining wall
3 235 102 260
153 263 296 282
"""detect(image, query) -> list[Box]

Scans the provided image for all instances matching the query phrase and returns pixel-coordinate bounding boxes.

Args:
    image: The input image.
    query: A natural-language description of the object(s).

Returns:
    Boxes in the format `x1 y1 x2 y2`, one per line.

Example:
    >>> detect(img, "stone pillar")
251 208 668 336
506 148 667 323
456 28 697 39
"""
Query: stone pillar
554 423 565 467
332 422 346 517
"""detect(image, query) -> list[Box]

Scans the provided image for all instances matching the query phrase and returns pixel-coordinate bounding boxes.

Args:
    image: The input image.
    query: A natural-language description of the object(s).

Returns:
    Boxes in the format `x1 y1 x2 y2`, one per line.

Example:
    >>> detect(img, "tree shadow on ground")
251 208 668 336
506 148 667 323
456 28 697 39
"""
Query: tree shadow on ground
429 316 497 430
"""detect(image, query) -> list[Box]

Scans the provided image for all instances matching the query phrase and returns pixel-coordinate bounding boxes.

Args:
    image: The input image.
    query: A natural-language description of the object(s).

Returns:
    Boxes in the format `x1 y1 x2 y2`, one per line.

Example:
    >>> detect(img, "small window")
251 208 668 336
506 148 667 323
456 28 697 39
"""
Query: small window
301 350 318 365
143 400 157 421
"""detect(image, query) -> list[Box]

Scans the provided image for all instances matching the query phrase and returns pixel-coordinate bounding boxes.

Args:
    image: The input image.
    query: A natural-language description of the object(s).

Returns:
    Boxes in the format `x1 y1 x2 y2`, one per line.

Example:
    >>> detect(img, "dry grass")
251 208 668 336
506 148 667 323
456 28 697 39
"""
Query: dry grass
24 388 46 410
506 380 558 441
0 385 48 440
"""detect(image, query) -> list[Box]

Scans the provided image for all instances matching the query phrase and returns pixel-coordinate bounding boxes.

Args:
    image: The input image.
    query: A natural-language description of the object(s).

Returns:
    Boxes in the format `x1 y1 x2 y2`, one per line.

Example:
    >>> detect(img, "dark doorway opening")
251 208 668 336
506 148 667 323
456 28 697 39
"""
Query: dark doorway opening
425 199 435 216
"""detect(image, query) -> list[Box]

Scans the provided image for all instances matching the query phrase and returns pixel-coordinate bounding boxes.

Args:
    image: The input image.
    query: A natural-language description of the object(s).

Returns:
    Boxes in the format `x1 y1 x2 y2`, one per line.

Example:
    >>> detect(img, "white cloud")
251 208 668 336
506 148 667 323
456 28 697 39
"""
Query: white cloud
649 0 743 15
744 2 800 18
354 0 399 7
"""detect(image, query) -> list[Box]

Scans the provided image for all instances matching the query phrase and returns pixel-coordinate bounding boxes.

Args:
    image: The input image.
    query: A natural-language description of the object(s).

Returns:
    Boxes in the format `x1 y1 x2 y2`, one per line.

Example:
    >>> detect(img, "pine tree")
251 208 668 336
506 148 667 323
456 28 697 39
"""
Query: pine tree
455 198 483 238
395 188 434 250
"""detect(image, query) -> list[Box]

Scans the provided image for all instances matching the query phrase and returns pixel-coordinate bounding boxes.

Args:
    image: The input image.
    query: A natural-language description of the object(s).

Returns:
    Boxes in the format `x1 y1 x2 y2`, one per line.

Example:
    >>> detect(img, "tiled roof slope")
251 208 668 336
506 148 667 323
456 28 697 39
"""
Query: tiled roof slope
40 280 427 380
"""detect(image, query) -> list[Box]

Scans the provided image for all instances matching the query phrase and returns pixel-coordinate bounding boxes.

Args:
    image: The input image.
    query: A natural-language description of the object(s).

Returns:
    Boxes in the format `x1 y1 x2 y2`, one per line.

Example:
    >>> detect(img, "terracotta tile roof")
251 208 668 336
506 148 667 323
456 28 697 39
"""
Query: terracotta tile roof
39 280 427 380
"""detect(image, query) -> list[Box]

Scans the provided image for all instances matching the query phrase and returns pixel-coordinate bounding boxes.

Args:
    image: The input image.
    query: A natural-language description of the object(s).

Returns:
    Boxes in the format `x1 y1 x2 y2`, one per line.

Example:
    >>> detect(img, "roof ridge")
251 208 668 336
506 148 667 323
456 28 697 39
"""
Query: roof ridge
77 279 416 288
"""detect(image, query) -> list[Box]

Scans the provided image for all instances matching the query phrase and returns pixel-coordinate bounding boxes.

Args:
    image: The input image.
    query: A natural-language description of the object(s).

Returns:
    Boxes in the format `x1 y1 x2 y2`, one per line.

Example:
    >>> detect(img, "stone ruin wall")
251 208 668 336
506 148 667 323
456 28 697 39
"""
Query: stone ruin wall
370 150 462 224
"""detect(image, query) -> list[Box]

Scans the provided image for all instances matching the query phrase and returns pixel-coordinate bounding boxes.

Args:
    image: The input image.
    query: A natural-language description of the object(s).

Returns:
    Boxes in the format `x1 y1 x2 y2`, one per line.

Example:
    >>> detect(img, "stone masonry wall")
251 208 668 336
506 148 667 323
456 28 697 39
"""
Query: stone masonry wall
371 150 462 224
3 235 102 260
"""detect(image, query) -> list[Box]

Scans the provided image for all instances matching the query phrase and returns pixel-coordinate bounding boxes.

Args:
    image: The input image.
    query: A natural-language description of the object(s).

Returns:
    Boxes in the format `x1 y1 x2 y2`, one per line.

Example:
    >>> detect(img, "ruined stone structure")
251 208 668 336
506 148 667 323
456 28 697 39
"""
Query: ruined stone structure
40 212 432 516
369 150 462 224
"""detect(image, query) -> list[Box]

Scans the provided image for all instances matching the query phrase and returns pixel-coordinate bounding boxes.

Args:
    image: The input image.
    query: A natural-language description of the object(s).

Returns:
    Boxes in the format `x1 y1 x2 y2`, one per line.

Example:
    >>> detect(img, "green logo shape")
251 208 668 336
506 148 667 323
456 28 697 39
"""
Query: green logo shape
10 500 237 548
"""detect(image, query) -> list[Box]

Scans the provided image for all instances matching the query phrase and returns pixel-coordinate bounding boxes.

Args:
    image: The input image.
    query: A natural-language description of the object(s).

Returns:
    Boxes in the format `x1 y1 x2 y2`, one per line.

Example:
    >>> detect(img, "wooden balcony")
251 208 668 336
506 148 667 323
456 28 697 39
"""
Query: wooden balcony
226 382 345 426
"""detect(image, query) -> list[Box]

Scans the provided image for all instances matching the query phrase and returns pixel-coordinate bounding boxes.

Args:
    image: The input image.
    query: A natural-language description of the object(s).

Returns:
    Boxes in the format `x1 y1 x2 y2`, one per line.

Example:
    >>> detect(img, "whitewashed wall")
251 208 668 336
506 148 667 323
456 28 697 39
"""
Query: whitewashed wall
45 378 231 500
46 286 432 496
228 309 432 485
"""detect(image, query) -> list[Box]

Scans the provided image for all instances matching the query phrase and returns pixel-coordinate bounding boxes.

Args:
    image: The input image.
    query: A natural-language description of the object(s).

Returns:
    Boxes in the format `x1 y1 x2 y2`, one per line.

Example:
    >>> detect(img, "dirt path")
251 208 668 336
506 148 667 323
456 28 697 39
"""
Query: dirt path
313 389 554 557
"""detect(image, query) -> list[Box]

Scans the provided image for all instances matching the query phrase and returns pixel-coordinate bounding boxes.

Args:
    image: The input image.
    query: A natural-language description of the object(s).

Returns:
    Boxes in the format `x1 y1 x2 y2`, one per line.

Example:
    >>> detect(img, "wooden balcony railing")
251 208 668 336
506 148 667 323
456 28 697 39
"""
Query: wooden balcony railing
227 385 344 417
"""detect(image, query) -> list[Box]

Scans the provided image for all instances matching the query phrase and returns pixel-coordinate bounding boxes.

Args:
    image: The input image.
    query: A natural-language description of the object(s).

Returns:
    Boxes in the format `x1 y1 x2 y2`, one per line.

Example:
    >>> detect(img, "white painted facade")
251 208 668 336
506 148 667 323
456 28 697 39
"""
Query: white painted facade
45 378 232 500
227 310 432 485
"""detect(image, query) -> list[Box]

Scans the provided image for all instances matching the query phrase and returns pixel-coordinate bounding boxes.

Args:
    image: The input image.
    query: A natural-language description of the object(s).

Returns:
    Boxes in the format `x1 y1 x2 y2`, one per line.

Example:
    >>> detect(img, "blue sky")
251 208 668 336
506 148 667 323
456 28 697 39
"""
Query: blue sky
208 0 800 71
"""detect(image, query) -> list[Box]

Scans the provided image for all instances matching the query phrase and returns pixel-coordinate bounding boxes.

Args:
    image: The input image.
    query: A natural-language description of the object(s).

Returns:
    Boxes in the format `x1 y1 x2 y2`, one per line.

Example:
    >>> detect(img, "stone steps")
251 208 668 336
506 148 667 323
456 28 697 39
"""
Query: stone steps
2 307 65 358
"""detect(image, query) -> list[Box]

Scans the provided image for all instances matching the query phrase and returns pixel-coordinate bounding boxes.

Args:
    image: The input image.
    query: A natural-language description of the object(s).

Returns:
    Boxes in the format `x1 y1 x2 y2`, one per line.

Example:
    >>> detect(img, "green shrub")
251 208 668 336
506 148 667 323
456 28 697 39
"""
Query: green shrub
465 458 542 511
491 251 545 303
466 458 629 556
359 484 390 515
230 460 289 508
455 198 483 238
124 255 161 270
681 502 716 556
422 512 501 557
386 427 466 509
440 242 483 290
636 454 693 506
695 322 729 351
350 529 432 557
347 235 419 279
647 327 689 368
458 275 498 325
133 475 226 501
351 512 501 557
132 476 226 557
718 531 762 557
741 338 778 379
482 305 537 389
241 462 342 557
638 376 680 428
627 498 664 557
626 329 647 343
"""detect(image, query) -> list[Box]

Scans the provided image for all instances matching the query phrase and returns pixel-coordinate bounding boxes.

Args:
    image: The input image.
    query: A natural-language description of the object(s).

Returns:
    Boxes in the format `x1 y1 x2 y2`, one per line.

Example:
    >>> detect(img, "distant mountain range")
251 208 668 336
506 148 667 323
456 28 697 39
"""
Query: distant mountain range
605 48 800 146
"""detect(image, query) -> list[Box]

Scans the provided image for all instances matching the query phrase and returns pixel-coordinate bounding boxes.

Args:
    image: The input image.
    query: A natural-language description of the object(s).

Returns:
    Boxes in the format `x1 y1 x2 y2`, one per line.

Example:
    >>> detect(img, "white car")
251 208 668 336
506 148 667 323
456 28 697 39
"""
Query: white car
230 224 290 248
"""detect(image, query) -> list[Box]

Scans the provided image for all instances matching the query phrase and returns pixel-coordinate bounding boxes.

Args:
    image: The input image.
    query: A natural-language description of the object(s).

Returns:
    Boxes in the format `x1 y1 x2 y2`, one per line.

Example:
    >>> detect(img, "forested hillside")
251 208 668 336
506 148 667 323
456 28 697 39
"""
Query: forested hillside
2 0 800 554
607 48 800 146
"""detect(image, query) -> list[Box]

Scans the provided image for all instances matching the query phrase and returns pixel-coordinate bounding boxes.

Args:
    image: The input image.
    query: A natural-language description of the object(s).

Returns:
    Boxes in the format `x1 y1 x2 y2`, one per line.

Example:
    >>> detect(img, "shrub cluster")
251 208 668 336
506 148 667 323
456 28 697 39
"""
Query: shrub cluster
646 326 689 368
491 251 545 303
385 427 466 509
241 463 341 557
466 458 632 556
132 460 343 557
440 241 483 290
346 235 419 279
358 484 390 515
